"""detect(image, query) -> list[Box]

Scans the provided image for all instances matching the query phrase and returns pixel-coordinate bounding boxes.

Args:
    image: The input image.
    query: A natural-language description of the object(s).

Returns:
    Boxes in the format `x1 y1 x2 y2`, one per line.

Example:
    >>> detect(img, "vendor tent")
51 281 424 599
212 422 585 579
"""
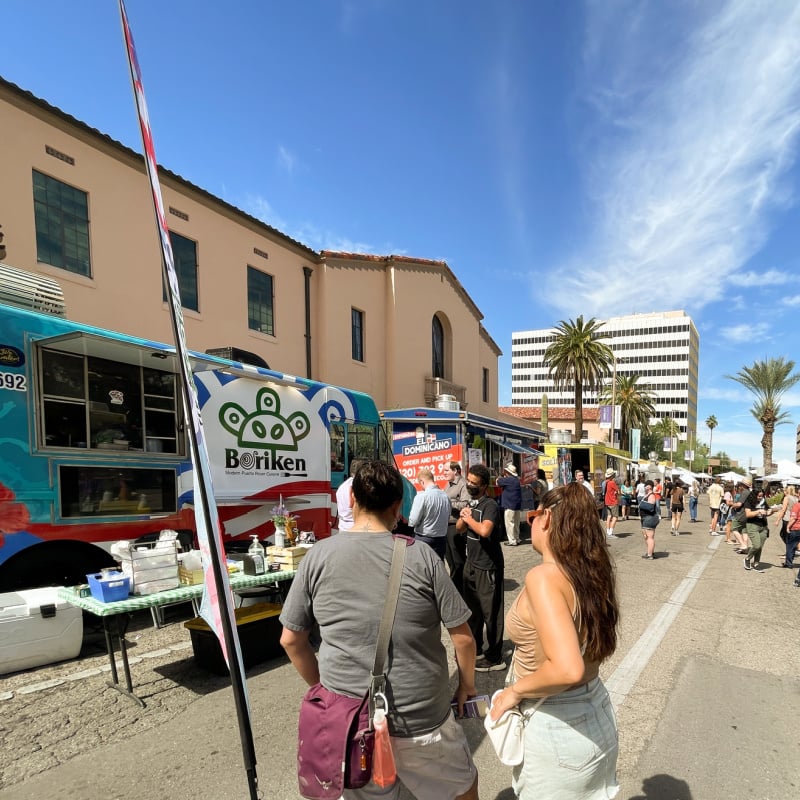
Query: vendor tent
715 470 748 483
763 460 800 481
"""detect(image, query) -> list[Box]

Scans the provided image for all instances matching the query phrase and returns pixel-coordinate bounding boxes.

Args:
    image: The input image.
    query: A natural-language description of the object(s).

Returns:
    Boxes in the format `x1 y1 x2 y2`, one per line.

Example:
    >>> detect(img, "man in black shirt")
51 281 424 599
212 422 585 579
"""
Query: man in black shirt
457 463 504 671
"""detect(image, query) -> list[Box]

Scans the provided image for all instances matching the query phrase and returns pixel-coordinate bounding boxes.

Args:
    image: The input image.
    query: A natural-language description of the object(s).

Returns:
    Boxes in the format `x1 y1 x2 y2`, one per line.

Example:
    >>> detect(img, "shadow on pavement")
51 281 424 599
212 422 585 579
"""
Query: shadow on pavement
627 772 693 799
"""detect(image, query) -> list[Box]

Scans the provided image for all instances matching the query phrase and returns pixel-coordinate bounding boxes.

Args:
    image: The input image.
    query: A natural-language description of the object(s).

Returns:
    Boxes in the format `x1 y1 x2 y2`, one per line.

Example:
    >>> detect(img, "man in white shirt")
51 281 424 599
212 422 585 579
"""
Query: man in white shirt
574 470 595 495
707 478 724 535
335 459 362 531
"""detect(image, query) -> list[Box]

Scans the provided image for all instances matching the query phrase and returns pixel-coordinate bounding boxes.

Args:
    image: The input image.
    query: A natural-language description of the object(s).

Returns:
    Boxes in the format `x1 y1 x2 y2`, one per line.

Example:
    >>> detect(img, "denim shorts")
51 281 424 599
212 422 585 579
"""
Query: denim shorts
514 678 619 799
344 712 477 800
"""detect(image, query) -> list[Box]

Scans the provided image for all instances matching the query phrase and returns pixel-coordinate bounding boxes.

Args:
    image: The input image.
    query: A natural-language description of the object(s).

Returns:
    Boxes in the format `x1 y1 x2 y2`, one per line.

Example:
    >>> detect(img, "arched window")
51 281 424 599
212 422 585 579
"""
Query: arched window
432 315 444 378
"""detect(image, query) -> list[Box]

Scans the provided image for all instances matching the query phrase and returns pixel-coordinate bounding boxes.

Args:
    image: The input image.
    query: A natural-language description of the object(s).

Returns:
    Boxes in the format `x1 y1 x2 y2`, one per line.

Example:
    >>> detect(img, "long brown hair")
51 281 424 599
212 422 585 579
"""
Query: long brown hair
539 482 619 662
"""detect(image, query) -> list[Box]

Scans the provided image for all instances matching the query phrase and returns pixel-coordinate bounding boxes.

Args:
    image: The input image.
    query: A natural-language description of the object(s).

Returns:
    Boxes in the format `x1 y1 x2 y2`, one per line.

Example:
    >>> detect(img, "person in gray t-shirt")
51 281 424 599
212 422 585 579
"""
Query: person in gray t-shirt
280 461 479 799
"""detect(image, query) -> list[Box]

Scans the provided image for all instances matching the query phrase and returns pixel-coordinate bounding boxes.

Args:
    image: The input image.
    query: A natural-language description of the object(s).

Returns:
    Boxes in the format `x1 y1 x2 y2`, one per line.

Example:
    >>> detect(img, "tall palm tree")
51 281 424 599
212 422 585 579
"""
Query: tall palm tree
544 316 614 444
726 358 800 475
598 374 656 452
706 414 719 472
705 415 718 456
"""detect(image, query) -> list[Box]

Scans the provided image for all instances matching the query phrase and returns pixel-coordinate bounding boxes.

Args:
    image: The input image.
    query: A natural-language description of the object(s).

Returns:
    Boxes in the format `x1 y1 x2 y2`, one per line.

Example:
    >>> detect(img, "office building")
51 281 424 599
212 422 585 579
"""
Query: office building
511 310 699 437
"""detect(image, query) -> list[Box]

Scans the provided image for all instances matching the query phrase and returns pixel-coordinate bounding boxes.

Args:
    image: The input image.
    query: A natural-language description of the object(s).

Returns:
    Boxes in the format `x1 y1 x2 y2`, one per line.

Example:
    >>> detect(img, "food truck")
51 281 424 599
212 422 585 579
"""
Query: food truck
0 265 409 591
539 441 634 497
379 407 545 494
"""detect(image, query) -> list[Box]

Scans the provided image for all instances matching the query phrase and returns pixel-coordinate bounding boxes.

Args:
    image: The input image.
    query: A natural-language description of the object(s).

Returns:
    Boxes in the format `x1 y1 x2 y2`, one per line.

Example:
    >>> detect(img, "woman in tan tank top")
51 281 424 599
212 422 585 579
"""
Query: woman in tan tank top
487 482 620 799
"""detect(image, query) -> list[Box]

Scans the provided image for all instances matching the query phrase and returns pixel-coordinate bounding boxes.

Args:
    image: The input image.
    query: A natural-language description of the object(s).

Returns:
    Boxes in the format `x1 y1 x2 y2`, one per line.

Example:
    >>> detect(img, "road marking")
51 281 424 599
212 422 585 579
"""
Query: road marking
605 553 714 709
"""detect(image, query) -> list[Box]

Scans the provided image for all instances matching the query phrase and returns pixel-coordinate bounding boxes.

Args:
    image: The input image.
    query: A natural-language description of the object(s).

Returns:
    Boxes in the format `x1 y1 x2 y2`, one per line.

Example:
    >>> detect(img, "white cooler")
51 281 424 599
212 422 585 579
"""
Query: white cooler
0 587 84 675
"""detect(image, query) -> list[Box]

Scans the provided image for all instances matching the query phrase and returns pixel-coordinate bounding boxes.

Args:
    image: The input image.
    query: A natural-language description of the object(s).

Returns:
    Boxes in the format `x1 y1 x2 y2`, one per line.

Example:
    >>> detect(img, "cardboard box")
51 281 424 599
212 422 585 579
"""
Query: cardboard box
184 602 284 675
0 587 84 674
178 565 204 586
266 545 308 569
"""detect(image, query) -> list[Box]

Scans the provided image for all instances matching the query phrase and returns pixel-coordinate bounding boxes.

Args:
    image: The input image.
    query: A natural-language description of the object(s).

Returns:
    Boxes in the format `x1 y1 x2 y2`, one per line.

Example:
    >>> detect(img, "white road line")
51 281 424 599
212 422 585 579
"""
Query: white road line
606 552 714 709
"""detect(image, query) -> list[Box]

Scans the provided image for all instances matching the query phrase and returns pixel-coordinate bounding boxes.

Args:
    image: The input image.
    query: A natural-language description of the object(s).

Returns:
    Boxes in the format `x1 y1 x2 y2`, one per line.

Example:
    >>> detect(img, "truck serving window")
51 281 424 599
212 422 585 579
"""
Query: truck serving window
40 348 181 454
58 464 177 518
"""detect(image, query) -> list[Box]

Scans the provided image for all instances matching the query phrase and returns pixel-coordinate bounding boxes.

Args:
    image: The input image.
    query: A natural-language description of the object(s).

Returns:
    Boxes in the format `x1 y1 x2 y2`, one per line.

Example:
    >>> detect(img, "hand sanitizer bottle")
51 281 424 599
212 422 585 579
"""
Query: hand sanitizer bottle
247 535 266 575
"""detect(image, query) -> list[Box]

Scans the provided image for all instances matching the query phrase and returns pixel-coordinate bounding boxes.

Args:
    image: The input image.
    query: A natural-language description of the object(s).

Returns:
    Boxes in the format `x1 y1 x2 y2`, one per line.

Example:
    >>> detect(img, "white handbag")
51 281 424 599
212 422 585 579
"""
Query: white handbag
484 655 545 766
484 690 527 765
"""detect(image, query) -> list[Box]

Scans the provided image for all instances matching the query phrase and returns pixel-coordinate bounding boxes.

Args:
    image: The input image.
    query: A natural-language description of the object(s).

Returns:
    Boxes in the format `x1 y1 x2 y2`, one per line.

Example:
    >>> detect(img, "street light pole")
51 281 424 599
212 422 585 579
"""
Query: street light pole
611 358 617 448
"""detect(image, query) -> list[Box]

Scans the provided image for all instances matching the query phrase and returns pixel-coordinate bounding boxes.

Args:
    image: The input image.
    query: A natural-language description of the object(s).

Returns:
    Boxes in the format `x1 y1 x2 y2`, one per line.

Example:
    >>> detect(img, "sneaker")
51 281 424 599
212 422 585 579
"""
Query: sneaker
743 558 752 571
607 532 617 538
474 656 506 672
503 540 518 547
642 554 653 560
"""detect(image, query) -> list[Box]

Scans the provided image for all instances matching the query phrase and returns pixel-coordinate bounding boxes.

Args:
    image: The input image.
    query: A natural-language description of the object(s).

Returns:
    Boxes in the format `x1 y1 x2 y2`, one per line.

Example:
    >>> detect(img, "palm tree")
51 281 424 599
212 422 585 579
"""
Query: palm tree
598 374 656 452
726 357 800 474
705 415 718 456
544 316 614 444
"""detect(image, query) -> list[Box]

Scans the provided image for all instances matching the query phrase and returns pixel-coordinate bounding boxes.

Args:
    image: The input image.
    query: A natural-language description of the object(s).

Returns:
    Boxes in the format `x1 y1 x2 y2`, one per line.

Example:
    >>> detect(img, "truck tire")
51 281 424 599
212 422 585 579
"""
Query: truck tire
0 541 116 592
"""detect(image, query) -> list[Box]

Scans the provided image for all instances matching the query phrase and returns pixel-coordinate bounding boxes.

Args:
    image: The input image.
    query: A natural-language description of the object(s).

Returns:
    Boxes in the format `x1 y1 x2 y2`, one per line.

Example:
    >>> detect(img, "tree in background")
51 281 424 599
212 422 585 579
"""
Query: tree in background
654 417 680 466
726 358 800 475
544 316 614 444
598 374 656 452
705 415 718 457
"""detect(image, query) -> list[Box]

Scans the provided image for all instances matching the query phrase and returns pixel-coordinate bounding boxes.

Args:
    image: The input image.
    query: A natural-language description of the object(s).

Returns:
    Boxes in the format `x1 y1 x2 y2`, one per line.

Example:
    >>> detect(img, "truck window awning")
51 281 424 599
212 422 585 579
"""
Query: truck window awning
35 331 222 374
497 441 543 456
33 331 308 388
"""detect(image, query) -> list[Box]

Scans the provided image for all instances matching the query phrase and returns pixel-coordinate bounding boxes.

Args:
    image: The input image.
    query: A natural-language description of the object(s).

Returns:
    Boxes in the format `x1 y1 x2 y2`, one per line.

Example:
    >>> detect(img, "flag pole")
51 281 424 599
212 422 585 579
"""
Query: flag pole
117 3 258 797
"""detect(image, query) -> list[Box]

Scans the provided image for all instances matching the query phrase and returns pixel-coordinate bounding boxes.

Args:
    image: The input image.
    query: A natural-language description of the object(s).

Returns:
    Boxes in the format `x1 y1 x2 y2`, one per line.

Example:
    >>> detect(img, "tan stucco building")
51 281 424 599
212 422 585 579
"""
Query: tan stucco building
0 75 522 423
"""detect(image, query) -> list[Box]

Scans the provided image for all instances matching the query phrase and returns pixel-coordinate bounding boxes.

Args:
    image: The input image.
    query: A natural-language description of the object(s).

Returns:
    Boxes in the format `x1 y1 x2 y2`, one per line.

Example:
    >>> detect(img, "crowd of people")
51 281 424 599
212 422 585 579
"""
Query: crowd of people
281 457 799 800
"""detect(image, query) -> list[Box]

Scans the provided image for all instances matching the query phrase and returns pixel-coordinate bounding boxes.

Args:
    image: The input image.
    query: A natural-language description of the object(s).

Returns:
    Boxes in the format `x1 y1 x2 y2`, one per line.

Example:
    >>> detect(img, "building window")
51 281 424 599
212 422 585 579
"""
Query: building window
432 316 444 378
32 169 91 276
247 266 274 335
482 368 489 402
163 231 199 311
351 308 364 362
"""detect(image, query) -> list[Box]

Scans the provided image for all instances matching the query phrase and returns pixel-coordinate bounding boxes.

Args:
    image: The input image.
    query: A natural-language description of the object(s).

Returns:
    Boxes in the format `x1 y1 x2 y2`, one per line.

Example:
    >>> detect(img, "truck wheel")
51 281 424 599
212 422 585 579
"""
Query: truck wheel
0 542 116 592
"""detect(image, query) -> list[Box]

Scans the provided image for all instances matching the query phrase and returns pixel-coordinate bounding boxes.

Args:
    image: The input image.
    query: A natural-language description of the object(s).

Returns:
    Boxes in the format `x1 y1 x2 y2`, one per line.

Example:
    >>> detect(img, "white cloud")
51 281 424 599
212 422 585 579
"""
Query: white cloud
718 321 770 342
728 268 794 286
781 293 800 306
277 145 297 176
699 385 749 403
544 2 800 318
239 193 287 231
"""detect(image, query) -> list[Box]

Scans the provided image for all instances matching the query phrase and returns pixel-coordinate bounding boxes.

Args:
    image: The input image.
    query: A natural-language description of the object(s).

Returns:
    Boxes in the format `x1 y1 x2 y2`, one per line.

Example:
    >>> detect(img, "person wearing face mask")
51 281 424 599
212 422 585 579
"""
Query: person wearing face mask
443 461 470 594
457 463 505 671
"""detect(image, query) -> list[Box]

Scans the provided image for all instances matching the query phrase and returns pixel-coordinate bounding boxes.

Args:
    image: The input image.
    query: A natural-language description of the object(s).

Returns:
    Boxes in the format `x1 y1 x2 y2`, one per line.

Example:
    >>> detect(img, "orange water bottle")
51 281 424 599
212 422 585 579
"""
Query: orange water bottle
372 701 396 788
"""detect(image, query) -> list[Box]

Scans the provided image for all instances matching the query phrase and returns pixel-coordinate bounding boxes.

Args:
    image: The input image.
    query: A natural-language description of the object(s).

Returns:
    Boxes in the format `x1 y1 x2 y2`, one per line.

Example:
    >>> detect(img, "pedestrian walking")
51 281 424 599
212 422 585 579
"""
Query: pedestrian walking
639 480 659 559
497 463 522 547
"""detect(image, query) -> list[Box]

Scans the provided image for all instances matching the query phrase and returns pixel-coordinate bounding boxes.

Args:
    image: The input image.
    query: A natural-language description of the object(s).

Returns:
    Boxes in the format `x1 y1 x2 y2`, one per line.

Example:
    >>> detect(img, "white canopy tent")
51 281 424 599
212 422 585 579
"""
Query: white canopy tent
715 470 748 483
762 460 800 483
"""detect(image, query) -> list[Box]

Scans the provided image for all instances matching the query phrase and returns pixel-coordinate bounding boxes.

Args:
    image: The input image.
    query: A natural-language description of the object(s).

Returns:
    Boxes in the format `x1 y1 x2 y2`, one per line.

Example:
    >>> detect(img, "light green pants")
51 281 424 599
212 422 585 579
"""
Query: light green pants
745 523 768 563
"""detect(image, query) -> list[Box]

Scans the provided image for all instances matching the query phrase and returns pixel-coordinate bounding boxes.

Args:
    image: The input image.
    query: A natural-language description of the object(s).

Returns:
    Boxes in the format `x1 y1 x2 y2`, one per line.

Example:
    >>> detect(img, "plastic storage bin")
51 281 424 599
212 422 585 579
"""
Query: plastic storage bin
184 602 284 675
87 572 131 602
0 587 84 675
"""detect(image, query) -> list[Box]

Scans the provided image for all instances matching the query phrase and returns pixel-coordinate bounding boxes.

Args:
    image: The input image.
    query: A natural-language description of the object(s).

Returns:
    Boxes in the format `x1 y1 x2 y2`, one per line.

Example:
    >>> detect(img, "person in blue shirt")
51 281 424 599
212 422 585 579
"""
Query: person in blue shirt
497 463 523 546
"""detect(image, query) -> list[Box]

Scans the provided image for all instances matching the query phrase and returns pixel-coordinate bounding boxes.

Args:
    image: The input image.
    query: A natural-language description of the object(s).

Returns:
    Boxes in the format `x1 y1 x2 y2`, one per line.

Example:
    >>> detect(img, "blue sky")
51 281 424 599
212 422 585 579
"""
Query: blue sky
3 1 800 471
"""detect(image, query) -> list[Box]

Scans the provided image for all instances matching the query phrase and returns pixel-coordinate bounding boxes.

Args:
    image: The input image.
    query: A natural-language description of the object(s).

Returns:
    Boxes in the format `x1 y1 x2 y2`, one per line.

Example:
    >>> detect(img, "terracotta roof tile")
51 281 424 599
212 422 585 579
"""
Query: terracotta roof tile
498 406 600 421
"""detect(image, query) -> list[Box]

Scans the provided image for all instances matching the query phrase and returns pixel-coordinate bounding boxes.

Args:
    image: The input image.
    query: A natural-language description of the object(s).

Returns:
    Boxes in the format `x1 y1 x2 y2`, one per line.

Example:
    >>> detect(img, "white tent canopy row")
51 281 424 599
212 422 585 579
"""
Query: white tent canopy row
762 459 800 483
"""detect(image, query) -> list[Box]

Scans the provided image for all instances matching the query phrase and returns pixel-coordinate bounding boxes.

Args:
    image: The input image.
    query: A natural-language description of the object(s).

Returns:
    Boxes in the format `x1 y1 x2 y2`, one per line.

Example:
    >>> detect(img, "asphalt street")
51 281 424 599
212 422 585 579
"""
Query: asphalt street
1 493 798 800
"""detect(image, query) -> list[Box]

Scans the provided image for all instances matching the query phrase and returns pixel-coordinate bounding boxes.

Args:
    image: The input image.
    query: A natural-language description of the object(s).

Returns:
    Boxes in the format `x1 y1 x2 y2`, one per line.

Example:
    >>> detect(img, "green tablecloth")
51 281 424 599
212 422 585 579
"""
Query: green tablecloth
58 569 296 617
